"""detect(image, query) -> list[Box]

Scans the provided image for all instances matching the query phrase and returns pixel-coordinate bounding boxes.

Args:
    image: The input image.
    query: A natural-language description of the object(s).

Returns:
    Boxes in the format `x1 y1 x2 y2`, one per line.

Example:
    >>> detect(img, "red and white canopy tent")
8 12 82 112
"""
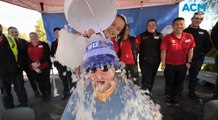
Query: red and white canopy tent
1 0 183 42
1 0 182 13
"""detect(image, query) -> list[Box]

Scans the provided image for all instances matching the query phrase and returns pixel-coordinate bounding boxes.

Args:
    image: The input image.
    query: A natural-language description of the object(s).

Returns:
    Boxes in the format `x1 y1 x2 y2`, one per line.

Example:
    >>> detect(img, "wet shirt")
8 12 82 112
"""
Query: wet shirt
120 38 135 64
184 26 211 61
61 79 161 120
160 32 195 65
61 80 124 120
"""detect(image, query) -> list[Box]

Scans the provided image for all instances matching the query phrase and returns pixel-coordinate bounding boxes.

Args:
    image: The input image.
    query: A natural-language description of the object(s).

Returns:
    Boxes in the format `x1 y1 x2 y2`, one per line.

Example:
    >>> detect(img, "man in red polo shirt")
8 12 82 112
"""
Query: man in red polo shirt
160 17 195 106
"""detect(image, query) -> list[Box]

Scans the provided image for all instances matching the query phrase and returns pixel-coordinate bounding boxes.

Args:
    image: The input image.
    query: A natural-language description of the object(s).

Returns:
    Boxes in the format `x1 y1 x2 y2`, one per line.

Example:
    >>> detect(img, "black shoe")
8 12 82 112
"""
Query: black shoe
17 104 28 107
45 95 51 102
172 99 180 106
5 104 15 109
164 98 173 106
61 95 67 100
211 94 218 100
41 95 47 101
188 93 203 103
42 95 51 102
61 94 70 100
34 90 41 98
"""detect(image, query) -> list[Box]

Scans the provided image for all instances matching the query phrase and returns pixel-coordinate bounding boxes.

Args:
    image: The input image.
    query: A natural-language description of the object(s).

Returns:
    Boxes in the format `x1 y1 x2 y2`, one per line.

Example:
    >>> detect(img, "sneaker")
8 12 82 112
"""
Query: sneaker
188 93 203 103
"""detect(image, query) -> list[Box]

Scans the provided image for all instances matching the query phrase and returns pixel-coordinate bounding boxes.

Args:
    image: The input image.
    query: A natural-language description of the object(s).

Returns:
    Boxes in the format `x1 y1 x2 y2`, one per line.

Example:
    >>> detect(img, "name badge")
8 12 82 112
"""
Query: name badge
154 36 159 39
199 31 204 34
185 39 190 43
38 45 43 48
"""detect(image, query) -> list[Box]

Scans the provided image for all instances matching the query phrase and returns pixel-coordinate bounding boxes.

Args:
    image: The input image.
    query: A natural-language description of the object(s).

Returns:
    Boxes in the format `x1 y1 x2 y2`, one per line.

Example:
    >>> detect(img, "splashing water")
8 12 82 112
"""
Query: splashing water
56 29 162 120
63 72 162 120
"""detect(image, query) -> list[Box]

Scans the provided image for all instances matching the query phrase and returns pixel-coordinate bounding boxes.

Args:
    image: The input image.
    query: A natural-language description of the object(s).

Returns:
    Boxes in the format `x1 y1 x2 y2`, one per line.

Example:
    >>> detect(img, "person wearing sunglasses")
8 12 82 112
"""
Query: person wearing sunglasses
61 35 161 120
181 12 212 102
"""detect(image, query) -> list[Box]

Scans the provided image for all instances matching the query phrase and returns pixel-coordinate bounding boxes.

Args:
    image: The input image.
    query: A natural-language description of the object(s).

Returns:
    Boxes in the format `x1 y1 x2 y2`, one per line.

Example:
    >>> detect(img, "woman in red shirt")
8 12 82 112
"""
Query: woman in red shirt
27 32 52 102
85 14 126 54
103 15 126 54
118 24 139 85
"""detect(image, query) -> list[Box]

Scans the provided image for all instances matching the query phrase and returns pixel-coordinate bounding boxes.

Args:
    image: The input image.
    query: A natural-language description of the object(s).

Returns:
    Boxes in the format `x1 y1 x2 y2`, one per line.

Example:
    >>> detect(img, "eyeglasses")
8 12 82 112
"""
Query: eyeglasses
86 65 111 73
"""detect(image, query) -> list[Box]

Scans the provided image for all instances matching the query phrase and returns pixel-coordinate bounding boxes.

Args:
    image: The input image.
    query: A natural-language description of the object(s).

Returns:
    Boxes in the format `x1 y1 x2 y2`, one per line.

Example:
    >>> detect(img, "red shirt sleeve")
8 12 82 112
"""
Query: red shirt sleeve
136 35 141 52
111 37 119 54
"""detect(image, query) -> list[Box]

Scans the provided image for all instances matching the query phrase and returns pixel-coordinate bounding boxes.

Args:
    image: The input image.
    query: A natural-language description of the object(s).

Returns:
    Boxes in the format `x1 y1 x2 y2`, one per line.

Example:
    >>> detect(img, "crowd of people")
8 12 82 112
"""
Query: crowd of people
0 11 218 119
0 25 76 109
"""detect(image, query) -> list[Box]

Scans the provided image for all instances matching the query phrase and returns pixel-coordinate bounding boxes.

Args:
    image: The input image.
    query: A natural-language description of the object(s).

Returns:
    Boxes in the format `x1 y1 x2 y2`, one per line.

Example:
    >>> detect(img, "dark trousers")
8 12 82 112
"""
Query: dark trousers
188 59 204 94
56 64 75 96
32 69 51 96
24 67 38 92
164 64 187 99
1 73 27 109
215 55 218 94
140 59 160 91
124 64 139 85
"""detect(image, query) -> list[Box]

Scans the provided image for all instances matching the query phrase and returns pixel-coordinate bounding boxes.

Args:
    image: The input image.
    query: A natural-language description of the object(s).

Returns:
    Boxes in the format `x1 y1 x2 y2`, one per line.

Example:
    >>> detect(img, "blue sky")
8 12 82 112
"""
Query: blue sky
0 1 41 34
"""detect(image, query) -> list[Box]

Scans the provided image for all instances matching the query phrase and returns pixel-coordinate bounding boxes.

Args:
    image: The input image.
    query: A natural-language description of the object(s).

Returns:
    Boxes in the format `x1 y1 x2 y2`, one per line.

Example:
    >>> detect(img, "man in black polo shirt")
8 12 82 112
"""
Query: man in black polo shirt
183 12 212 102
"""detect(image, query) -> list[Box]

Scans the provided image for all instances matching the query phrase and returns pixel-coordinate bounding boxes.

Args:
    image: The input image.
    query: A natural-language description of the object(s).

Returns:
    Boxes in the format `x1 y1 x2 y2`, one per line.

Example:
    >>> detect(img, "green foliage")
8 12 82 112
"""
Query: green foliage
202 63 216 72
34 18 47 42
2 25 8 35
2 25 29 41
19 32 29 41
202 35 216 72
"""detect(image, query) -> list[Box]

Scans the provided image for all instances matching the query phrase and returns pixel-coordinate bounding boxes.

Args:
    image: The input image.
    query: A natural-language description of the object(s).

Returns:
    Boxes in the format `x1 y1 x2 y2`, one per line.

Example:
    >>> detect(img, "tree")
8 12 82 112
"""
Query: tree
2 25 8 35
19 32 29 41
34 18 47 42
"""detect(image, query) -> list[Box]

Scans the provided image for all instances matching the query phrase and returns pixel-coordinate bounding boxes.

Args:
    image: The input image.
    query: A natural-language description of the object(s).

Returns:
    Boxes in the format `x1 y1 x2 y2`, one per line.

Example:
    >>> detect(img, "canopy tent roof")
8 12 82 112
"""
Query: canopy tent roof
1 0 182 13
